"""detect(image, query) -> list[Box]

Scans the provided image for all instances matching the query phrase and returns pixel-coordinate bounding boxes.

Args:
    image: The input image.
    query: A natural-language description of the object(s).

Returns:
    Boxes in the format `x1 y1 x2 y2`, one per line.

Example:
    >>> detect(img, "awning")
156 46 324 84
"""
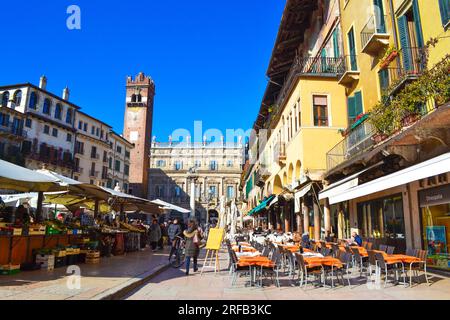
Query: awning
327 153 450 205
294 183 312 212
319 161 384 201
150 199 191 214
248 195 276 216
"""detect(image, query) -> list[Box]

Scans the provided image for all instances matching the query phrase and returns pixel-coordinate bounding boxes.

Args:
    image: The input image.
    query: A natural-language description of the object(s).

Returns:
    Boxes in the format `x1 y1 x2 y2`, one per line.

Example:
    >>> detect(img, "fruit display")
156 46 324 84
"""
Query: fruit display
120 222 145 233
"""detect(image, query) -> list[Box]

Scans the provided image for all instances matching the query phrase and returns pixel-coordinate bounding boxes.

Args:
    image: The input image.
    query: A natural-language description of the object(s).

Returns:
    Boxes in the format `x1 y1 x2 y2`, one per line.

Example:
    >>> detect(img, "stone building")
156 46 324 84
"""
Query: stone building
148 139 245 223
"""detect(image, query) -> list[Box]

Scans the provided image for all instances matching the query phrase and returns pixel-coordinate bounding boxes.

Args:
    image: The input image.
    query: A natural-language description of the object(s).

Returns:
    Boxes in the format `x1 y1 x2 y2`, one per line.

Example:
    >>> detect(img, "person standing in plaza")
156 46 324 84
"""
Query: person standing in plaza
183 219 203 275
158 222 167 250
168 219 182 260
149 219 161 252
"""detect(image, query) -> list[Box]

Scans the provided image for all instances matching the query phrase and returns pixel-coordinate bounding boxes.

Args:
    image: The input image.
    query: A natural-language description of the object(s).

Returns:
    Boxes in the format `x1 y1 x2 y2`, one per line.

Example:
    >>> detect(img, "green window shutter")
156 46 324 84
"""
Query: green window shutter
397 15 412 71
333 29 340 58
379 69 389 91
354 91 363 116
374 0 386 33
412 0 424 47
347 96 356 123
347 28 357 71
439 0 450 26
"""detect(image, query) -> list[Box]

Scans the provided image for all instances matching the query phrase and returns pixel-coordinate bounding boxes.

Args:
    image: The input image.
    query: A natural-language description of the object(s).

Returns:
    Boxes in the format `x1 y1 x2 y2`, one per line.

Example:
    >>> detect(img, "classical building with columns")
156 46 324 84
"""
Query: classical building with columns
148 138 245 223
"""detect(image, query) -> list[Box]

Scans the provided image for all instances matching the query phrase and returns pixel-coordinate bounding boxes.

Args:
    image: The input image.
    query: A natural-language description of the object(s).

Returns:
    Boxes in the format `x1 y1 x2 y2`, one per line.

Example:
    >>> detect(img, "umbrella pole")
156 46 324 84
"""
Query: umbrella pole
36 192 44 223
94 200 99 219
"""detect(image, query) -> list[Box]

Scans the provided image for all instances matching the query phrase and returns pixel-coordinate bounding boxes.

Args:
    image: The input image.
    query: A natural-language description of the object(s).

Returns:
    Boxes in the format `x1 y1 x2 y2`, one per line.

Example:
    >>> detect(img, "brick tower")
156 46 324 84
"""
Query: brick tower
123 72 155 198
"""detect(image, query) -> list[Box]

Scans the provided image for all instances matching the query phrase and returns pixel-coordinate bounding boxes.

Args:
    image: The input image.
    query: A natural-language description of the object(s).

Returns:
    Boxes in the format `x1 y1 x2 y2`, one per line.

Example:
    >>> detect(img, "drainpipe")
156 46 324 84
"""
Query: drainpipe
389 0 399 49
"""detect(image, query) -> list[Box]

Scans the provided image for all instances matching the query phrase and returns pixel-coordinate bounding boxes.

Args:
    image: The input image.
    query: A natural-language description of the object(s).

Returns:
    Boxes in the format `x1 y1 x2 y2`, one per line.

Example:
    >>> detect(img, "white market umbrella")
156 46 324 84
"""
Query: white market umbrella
150 199 191 214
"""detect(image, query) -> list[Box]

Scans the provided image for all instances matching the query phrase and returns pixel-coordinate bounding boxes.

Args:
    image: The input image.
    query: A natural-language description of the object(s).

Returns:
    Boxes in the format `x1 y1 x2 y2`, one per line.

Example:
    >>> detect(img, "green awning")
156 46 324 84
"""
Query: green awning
248 195 276 216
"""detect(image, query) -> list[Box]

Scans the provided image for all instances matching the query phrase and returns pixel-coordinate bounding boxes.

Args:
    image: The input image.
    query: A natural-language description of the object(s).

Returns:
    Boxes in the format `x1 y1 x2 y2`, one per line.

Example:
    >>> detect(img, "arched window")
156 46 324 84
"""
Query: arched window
43 98 52 115
13 90 22 106
1 92 9 107
136 94 142 102
28 92 38 109
131 94 137 102
66 109 73 124
54 103 62 119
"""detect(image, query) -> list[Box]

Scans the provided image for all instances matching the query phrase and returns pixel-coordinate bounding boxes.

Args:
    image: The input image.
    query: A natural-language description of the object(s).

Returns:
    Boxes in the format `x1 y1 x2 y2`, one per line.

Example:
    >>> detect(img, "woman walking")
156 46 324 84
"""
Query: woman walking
149 219 162 252
183 219 202 275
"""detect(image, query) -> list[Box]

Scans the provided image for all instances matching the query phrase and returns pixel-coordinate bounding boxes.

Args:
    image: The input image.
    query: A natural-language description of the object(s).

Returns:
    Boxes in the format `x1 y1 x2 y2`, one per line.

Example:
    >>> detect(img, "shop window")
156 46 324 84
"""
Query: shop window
357 194 405 250
419 184 450 271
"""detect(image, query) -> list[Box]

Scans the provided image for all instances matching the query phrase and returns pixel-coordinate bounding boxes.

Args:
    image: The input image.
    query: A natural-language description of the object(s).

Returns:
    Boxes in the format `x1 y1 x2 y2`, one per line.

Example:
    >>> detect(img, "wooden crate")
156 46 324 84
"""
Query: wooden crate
86 251 100 259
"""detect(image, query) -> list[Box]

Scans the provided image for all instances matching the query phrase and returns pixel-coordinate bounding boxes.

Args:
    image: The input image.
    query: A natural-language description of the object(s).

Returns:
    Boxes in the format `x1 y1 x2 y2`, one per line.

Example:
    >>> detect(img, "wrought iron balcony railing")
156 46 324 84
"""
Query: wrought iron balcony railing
361 15 390 55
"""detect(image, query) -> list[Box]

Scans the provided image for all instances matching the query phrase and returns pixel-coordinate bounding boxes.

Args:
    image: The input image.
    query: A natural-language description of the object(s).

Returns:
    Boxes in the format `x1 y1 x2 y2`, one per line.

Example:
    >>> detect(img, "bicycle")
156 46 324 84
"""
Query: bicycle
169 236 186 268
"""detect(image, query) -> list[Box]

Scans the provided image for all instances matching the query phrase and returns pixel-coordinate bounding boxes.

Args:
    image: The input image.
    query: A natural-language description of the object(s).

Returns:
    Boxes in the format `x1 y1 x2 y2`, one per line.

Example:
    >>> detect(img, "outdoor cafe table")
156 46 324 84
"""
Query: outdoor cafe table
233 245 258 253
302 256 343 288
238 256 273 287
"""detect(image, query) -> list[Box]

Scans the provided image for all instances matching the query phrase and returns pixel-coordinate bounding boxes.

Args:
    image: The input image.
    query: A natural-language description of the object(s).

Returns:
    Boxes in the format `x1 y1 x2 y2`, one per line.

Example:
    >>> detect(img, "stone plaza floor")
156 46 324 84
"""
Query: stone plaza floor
125 249 450 300
0 247 170 300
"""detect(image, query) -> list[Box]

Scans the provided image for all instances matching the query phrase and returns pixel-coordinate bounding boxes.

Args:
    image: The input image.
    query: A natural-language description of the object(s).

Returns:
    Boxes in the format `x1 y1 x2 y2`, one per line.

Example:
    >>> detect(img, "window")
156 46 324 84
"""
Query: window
156 160 166 167
91 126 95 135
66 133 72 142
0 113 9 126
54 103 62 120
78 121 82 130
174 186 181 197
347 27 358 71
43 98 51 115
124 164 129 175
194 160 201 168
13 90 22 107
100 130 104 139
227 186 235 199
313 95 329 126
226 160 233 167
66 109 73 124
156 185 165 198
174 160 183 171
1 92 9 108
83 123 87 132
123 183 128 193
115 160 121 172
91 146 97 159
439 0 450 27
96 128 100 137
125 150 130 158
108 157 112 169
75 141 84 155
347 91 363 124
209 185 217 197
43 125 50 134
210 160 218 171
52 128 58 137
378 69 389 92
28 92 38 109
116 145 122 154
25 118 32 128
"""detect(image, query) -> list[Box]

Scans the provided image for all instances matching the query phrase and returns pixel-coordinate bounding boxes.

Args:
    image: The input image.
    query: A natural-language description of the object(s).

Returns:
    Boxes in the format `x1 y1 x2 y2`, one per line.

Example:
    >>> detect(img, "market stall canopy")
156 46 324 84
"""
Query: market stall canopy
150 199 191 214
99 187 161 214
36 169 110 200
0 192 38 207
0 160 65 192
44 192 111 213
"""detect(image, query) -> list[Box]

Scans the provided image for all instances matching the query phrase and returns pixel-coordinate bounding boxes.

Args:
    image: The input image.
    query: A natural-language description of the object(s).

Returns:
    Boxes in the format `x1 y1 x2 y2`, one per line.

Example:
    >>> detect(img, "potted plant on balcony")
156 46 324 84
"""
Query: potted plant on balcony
379 46 398 69
369 100 395 143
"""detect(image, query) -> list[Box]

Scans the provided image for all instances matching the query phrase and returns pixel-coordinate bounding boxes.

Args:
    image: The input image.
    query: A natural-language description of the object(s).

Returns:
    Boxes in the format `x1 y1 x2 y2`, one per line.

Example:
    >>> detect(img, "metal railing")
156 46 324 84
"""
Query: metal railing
326 120 376 171
361 15 388 50
0 122 27 138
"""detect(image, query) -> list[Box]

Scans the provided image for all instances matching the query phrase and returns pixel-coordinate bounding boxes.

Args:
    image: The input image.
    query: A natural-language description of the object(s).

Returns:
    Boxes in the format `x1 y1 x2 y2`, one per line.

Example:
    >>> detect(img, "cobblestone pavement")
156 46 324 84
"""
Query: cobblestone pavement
125 249 450 300
0 247 169 300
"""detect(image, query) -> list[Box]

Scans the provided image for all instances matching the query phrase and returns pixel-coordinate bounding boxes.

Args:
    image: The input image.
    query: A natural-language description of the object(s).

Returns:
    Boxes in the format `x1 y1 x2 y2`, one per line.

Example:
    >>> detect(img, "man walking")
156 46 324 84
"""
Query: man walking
168 219 182 261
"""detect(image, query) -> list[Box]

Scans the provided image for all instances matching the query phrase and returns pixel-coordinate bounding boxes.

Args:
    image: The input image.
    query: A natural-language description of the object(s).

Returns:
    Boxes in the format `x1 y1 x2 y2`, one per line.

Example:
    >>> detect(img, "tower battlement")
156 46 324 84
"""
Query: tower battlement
126 72 155 88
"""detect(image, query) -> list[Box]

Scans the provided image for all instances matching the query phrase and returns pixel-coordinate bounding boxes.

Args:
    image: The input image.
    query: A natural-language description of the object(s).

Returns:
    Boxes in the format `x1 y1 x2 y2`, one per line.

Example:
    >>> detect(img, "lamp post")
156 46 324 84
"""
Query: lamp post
187 165 199 221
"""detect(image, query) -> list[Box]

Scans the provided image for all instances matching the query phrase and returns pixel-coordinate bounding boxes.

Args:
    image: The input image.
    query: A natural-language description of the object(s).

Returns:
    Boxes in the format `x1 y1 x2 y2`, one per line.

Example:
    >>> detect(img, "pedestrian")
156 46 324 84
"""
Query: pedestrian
149 219 161 252
168 219 182 261
158 222 167 250
183 219 203 276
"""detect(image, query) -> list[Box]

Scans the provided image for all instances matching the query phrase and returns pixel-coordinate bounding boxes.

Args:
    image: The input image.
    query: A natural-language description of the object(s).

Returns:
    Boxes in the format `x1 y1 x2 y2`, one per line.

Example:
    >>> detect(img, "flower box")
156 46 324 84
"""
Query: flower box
372 133 389 144
380 51 398 69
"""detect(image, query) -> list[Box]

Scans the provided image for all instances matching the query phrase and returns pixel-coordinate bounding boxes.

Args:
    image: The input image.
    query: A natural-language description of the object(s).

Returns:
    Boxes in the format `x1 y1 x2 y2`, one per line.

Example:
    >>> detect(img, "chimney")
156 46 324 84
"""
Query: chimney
39 75 47 90
63 86 70 101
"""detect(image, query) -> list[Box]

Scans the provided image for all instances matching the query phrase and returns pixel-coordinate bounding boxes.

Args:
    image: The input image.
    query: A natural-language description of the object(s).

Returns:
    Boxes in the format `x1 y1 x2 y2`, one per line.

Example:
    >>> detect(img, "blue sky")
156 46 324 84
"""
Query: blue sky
0 0 284 142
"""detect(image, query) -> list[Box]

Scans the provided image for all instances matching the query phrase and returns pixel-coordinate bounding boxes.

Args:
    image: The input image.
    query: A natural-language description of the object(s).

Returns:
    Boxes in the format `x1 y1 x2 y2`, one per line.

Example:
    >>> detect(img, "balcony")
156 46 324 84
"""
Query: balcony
0 123 27 139
274 142 286 166
74 167 84 174
127 102 146 108
326 119 375 171
90 153 100 160
382 47 427 96
338 55 360 87
361 15 390 56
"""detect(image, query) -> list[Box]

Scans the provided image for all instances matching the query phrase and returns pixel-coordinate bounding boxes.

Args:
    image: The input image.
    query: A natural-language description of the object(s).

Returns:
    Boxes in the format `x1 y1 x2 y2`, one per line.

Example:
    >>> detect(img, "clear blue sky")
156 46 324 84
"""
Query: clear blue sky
0 0 284 141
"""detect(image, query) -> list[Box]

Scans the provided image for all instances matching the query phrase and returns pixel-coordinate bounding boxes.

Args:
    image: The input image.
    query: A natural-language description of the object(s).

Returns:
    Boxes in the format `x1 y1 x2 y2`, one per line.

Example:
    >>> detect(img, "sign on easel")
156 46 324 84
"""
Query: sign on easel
201 228 224 275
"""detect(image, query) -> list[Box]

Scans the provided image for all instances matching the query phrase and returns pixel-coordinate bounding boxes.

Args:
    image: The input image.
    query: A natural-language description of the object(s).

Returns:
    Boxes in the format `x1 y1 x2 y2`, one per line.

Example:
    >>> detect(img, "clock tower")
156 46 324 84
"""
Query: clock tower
123 72 155 198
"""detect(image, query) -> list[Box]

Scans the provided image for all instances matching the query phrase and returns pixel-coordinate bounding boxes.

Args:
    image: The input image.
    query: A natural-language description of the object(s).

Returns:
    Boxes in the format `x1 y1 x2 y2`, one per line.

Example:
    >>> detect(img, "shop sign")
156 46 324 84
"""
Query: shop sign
419 184 450 207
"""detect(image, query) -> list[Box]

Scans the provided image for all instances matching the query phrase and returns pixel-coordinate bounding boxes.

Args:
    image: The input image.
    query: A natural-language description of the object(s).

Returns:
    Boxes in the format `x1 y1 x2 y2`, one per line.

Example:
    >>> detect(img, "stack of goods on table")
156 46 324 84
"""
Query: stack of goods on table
44 220 67 235
120 222 144 252
0 264 21 275
0 222 23 236
26 223 46 235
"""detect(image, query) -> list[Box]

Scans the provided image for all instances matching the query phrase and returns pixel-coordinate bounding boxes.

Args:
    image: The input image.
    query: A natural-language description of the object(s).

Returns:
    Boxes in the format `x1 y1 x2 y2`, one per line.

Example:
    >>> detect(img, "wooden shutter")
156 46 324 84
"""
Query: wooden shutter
354 91 364 116
397 15 412 71
439 0 450 26
348 96 356 123
333 28 340 58
412 0 424 47
379 69 389 91
347 28 357 71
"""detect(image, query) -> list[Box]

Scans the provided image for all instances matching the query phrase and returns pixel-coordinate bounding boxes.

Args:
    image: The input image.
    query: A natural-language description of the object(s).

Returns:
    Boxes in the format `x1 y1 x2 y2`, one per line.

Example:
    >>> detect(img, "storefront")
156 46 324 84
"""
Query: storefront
330 202 351 240
419 183 450 271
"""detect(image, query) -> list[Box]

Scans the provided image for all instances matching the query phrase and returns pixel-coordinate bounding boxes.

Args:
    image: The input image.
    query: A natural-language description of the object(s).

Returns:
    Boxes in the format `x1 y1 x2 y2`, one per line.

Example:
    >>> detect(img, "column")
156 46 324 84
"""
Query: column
296 213 302 234
276 206 282 231
190 178 195 219
302 200 309 236
313 201 320 240
324 198 331 238
284 204 290 232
